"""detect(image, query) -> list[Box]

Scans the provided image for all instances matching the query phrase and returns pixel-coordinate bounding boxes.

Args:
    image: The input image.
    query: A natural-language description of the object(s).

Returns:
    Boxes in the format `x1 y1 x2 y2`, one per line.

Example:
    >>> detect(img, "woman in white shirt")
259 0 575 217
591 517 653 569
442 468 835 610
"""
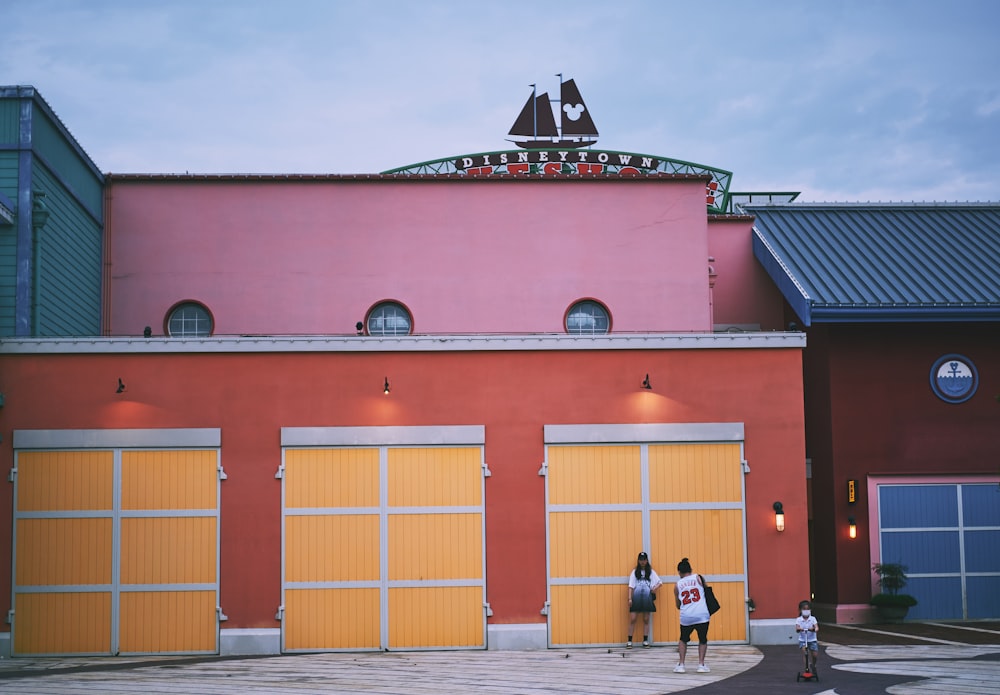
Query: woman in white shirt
626 551 662 648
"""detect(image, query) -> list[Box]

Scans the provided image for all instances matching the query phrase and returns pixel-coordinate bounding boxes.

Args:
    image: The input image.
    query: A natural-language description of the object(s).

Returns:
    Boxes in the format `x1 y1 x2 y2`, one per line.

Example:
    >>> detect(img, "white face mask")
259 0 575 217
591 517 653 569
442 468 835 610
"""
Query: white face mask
801 609 811 618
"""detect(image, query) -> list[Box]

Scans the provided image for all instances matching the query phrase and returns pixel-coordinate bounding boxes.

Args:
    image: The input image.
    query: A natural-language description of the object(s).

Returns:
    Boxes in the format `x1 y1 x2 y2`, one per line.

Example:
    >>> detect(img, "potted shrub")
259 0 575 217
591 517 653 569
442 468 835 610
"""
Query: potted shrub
870 562 918 622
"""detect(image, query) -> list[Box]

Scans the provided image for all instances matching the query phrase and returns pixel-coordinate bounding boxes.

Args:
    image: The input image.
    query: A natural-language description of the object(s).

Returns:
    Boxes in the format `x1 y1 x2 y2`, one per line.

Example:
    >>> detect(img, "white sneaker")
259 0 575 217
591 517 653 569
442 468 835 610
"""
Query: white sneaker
673 664 686 673
697 664 710 673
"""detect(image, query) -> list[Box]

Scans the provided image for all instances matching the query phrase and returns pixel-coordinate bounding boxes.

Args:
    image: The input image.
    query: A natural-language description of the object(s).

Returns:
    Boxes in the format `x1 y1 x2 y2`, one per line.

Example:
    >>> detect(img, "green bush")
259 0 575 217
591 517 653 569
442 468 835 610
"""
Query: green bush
870 592 917 607
870 562 918 607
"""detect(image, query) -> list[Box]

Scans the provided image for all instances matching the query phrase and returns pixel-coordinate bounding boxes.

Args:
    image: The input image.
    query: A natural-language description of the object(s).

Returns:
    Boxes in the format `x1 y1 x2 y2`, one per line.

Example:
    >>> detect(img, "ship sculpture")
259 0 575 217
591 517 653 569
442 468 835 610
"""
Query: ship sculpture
507 77 599 149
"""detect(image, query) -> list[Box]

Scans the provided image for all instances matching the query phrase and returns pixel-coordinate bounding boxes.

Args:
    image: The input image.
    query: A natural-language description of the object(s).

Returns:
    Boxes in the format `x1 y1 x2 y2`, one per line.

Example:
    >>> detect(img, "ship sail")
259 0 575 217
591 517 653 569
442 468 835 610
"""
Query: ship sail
508 92 558 138
559 79 598 139
507 78 599 149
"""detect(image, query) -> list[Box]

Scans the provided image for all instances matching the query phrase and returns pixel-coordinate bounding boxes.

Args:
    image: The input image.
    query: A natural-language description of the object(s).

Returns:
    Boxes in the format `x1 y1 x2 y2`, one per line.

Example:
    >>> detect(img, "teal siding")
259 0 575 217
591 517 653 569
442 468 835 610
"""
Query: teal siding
33 107 103 223
0 87 104 337
32 164 102 336
0 150 19 335
0 100 19 144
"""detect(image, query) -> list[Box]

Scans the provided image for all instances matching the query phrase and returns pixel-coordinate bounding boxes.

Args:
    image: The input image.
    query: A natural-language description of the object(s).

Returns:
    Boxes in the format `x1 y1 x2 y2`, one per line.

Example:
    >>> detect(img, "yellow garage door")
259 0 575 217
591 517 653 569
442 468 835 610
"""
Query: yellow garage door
280 426 487 652
544 423 748 647
11 429 223 656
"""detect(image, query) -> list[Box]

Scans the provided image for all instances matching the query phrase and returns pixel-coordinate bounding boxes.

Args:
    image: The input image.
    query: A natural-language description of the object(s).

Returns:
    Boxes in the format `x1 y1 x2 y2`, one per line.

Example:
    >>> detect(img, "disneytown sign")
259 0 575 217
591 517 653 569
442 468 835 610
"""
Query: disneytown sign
383 77 734 212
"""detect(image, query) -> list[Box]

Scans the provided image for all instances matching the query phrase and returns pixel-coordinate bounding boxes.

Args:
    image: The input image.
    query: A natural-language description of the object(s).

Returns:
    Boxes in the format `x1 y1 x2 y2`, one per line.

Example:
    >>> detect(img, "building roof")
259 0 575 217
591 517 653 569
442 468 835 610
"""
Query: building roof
746 202 1000 326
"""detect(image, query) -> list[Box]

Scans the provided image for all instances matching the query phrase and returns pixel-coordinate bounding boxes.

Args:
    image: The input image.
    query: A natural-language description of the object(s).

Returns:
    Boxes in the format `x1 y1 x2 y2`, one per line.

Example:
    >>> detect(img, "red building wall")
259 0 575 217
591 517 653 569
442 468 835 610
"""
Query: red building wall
805 323 1000 614
0 343 806 628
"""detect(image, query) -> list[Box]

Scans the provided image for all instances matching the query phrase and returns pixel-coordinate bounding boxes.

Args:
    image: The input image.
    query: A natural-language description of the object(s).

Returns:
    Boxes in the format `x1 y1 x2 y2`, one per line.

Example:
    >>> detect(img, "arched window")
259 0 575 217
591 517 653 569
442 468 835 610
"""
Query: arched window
566 300 610 335
366 301 412 336
166 301 214 337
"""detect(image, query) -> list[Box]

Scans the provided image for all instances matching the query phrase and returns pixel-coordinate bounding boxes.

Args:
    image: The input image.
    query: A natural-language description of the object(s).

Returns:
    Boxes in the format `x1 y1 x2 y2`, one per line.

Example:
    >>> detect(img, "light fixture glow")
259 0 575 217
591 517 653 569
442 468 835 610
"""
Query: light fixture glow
641 374 652 390
773 501 785 532
383 377 391 395
848 516 857 539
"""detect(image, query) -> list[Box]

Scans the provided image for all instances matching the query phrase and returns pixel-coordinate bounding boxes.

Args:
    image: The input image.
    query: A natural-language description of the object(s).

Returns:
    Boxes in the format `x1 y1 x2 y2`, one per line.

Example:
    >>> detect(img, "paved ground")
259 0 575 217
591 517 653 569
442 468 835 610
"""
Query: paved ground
0 620 997 694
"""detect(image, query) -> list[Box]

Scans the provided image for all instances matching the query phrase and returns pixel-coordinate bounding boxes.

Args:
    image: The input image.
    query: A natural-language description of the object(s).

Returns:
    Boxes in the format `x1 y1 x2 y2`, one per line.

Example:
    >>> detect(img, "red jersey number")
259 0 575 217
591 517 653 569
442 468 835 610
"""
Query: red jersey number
680 588 702 605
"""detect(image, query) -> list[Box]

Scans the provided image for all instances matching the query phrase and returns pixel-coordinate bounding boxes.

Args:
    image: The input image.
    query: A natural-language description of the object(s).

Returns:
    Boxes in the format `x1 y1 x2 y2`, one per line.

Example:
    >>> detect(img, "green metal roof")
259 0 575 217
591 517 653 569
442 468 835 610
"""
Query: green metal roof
746 203 1000 326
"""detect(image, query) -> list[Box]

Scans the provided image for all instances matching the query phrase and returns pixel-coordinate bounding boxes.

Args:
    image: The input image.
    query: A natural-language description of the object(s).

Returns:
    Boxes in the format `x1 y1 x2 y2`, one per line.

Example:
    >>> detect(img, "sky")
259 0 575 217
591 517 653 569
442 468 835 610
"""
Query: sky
4 0 1000 202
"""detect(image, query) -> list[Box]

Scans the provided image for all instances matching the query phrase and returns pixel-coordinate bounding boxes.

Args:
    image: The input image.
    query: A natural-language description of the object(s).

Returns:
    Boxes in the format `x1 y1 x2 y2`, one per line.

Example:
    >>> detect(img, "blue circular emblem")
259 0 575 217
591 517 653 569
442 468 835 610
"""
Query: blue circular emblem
929 354 978 404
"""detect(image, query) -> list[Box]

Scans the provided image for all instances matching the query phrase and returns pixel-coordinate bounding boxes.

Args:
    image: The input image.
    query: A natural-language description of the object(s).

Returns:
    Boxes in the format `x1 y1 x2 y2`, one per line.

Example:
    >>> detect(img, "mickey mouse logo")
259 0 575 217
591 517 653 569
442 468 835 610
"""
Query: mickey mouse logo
563 103 585 121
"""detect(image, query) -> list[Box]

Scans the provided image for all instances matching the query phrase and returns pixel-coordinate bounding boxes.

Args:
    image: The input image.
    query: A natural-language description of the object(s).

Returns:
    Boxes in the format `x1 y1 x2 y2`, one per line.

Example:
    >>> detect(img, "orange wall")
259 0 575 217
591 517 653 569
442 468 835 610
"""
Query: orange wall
0 346 807 626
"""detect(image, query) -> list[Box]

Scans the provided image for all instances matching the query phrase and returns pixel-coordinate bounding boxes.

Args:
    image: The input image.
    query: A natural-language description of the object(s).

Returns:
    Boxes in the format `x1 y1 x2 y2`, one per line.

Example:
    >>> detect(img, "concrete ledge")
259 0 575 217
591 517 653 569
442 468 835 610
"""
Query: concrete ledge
749 618 796 645
813 602 876 625
0 632 8 658
220 628 281 655
487 623 547 650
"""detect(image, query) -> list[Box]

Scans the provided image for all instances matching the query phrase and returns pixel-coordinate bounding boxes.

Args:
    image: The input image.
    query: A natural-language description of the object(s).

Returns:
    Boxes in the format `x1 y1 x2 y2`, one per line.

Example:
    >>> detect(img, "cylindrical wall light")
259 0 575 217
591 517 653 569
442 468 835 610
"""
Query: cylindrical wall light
773 501 785 532
383 377 391 395
848 516 857 539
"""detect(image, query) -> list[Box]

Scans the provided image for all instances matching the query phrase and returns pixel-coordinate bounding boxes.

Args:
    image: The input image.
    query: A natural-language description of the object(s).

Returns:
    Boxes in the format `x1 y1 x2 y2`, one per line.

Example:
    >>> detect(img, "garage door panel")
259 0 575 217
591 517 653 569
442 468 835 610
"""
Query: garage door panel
549 511 642 579
706 582 747 641
16 518 112 586
547 439 748 647
652 509 745 575
965 530 1000 572
286 515 379 583
549 584 628 646
389 586 483 648
282 440 486 651
388 448 482 507
16 451 113 511
548 446 641 505
285 449 380 509
14 592 112 654
120 517 217 584
877 482 1000 619
12 443 221 656
967 577 1000 619
389 513 482 582
122 451 218 510
284 588 381 650
649 444 742 504
120 590 216 653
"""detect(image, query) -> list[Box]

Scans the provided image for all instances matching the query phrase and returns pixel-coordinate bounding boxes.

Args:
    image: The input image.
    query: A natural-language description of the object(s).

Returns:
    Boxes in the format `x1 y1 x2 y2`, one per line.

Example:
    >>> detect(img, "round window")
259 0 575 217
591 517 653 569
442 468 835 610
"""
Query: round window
366 302 412 336
566 300 610 335
166 301 214 337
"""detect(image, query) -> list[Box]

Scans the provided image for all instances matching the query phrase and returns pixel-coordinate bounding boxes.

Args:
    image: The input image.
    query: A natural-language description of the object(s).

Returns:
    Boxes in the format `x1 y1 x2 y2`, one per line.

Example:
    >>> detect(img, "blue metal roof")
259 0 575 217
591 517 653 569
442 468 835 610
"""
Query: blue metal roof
746 203 1000 326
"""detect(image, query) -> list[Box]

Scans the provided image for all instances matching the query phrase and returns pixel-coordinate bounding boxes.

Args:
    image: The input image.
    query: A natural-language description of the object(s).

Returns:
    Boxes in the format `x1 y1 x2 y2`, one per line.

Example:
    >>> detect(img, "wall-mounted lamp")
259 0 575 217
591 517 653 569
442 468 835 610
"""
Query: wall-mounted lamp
31 191 50 230
143 326 152 338
773 501 785 532
356 321 364 336
641 374 652 390
383 377 391 395
848 516 857 539
116 378 126 394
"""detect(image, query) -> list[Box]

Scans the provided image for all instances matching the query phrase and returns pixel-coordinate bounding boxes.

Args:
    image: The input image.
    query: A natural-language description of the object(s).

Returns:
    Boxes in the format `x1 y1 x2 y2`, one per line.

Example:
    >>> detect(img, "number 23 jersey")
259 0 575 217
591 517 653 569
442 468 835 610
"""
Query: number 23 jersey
676 575 710 626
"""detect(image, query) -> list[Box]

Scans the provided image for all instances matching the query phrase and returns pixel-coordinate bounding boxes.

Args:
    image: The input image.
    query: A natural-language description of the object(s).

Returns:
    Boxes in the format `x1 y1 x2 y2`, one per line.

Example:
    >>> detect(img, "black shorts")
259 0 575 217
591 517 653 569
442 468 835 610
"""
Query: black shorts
679 621 709 644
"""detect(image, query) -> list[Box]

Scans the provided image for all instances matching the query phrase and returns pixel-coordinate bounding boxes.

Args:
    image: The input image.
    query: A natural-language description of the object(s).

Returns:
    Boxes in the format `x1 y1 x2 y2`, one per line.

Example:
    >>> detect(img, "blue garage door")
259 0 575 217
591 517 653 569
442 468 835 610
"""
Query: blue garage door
878 483 1000 620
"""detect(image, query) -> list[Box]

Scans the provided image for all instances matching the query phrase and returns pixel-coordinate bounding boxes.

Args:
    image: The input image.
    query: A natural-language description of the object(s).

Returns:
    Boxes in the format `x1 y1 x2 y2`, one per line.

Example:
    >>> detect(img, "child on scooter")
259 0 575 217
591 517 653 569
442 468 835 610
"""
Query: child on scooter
795 599 819 673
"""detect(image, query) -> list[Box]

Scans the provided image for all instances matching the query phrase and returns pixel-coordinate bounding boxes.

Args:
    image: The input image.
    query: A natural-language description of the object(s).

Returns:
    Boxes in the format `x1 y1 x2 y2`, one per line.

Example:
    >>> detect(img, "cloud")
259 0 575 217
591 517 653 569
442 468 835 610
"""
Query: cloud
4 0 1000 199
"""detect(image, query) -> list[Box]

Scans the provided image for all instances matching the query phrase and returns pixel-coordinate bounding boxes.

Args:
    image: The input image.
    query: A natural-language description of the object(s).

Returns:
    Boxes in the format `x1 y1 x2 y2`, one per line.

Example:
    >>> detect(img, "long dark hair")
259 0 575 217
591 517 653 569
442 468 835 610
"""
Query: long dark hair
634 553 653 580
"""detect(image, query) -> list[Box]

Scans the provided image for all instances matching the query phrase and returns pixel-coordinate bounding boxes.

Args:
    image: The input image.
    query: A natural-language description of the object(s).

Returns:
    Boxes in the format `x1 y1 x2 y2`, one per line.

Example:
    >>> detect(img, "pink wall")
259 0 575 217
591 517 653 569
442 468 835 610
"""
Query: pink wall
105 177 713 336
708 216 787 330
